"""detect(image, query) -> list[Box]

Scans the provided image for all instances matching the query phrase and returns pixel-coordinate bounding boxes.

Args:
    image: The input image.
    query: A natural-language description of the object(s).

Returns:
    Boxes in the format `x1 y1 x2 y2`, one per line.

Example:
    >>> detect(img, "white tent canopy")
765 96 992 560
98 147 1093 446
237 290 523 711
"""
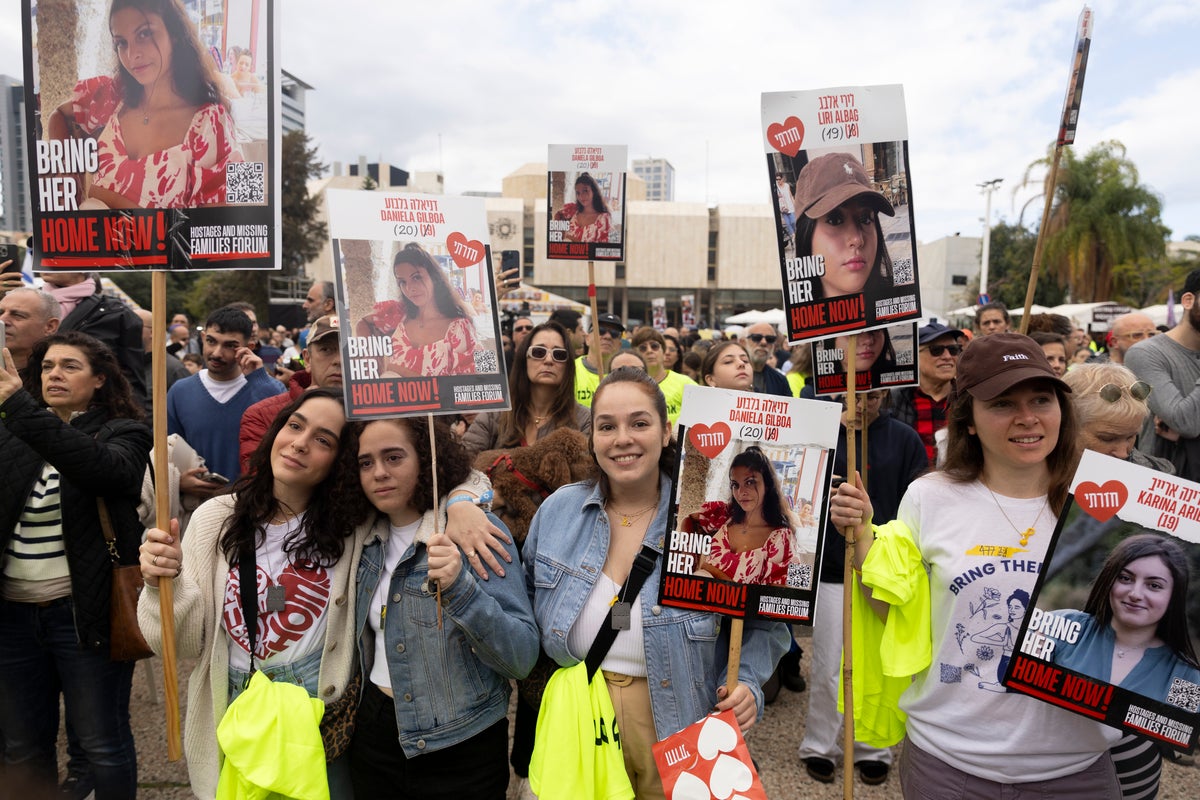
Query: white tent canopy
1138 303 1183 328
723 308 787 327
948 304 1054 318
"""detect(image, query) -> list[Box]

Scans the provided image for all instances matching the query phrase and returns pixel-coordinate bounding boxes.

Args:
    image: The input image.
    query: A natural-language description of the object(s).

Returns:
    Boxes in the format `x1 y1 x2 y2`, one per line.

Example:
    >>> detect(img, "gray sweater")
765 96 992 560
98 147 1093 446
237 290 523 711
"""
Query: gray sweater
1125 332 1200 482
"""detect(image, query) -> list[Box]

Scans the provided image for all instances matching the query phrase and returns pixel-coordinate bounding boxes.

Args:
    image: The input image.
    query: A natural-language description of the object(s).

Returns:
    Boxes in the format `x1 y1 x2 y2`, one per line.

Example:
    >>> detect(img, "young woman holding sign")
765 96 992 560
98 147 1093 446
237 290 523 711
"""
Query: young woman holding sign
46 0 242 209
524 367 789 798
343 415 538 798
833 333 1123 797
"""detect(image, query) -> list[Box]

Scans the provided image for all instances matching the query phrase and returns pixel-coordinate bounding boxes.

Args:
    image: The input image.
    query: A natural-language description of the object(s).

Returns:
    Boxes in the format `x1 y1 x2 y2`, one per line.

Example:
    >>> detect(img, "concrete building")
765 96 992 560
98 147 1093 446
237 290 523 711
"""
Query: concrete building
281 70 311 134
303 161 791 329
916 234 982 321
0 75 32 238
632 157 675 202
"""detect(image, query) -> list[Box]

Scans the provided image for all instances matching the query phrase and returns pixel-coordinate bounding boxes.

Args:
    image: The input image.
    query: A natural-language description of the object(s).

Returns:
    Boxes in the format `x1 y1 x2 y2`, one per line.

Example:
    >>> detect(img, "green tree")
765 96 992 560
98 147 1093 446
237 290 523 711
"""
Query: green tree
281 130 328 277
361 174 378 190
1019 140 1170 303
182 270 268 325
969 220 1068 309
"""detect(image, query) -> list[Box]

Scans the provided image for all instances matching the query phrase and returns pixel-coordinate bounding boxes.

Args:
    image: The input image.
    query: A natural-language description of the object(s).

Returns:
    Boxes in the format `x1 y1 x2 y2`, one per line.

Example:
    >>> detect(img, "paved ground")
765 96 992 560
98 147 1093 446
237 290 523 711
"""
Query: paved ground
59 646 1200 798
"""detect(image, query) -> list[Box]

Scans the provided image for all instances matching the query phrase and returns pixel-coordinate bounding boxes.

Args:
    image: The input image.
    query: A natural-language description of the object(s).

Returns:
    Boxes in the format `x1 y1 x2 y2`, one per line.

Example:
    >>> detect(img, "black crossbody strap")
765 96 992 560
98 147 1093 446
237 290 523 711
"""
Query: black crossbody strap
585 544 660 681
239 544 257 675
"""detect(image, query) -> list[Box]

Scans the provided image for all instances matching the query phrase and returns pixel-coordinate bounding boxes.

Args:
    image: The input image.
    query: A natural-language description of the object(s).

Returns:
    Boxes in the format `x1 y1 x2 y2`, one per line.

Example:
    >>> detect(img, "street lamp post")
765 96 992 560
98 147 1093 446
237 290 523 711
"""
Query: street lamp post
978 178 1003 301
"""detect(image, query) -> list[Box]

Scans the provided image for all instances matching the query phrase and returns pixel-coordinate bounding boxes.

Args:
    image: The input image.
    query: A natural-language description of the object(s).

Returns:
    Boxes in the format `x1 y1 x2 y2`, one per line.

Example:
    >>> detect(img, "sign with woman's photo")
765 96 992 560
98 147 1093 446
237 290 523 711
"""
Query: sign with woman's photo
325 189 509 419
660 385 840 623
810 321 919 396
761 85 922 342
1004 451 1200 752
546 144 627 262
22 0 279 271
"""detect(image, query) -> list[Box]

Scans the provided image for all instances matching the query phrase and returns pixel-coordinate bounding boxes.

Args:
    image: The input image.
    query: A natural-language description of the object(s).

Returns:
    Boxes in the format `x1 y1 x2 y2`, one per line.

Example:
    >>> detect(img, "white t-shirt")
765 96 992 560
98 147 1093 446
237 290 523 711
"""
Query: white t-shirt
224 516 331 670
199 370 248 404
897 473 1119 782
567 571 647 678
368 520 420 691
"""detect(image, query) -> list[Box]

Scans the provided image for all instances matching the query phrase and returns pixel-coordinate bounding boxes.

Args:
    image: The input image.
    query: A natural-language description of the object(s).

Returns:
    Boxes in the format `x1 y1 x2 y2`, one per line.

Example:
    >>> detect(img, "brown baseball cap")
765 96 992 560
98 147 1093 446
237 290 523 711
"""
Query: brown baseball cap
307 315 340 345
794 153 895 220
954 332 1071 401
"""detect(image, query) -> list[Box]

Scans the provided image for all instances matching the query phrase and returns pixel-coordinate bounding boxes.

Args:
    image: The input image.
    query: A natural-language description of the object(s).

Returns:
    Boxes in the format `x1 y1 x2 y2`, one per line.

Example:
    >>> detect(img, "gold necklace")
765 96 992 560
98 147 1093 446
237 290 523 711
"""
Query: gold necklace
605 498 658 527
983 483 1046 547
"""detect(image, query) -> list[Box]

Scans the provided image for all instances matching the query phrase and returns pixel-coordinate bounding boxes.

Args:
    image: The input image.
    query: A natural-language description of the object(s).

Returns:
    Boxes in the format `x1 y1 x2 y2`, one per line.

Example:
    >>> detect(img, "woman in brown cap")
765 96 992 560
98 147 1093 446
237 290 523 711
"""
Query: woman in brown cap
831 332 1122 797
792 152 895 302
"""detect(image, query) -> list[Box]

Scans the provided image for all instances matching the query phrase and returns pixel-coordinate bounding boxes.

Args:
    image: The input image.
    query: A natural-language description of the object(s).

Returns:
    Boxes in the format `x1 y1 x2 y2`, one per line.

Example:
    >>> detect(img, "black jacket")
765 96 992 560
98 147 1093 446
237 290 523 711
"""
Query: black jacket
0 390 151 650
59 282 148 410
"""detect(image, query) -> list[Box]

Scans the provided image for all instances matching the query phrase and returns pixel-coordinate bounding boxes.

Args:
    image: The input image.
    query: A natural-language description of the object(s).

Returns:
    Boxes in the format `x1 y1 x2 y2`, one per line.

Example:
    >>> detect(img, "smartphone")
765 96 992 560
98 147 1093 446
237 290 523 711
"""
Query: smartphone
501 249 521 281
0 244 19 272
0 321 6 371
200 471 230 485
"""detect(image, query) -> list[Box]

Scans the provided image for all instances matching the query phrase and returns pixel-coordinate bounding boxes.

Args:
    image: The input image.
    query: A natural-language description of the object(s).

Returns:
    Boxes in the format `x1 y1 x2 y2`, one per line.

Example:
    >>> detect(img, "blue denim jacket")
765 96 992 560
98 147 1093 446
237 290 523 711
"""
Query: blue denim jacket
524 475 790 740
355 510 539 757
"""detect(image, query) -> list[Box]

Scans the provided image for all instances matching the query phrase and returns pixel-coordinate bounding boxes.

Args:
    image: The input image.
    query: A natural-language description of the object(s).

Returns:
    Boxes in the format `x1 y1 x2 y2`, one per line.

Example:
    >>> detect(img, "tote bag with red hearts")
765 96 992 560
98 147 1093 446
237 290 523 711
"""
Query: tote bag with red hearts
651 710 767 800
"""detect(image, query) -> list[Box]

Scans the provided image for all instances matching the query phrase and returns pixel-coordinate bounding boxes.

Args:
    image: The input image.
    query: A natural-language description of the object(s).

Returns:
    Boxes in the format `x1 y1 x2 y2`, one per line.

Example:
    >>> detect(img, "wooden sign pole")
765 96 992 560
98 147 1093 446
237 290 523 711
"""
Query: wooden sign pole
151 271 181 760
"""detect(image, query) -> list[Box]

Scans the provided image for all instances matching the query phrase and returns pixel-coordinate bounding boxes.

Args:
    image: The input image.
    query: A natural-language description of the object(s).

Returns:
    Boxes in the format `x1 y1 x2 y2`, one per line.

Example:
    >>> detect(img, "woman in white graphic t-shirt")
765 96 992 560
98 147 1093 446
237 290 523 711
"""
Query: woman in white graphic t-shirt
833 333 1122 797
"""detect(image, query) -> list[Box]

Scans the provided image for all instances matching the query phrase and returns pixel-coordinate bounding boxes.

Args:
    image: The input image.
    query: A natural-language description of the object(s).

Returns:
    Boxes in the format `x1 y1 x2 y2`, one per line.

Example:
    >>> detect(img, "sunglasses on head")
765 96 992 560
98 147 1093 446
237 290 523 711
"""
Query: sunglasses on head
1098 381 1151 403
528 345 570 363
924 343 962 357
513 324 533 333
748 333 777 344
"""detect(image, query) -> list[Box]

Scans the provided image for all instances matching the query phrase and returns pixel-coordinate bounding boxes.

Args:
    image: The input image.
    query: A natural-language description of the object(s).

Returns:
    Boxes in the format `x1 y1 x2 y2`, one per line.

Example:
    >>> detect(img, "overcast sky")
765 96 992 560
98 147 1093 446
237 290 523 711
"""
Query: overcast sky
3 0 1197 244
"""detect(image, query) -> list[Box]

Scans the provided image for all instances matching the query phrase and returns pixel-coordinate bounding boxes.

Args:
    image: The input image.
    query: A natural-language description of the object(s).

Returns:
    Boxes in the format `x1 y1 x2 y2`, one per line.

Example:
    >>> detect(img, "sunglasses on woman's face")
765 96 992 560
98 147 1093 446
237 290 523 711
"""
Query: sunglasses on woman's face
528 345 570 363
924 344 962 357
1098 381 1152 403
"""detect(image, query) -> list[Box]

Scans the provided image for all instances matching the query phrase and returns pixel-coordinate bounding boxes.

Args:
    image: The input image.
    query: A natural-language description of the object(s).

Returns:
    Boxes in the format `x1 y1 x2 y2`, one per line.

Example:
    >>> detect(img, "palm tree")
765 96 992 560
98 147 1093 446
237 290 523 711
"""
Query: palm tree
1019 140 1169 302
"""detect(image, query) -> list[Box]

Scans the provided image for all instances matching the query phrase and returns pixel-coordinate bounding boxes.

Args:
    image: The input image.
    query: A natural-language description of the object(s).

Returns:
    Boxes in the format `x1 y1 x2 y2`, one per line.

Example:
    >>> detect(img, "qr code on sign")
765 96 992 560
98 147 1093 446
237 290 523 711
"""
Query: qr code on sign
1166 677 1200 712
787 562 813 590
474 349 499 374
226 162 265 204
892 257 914 286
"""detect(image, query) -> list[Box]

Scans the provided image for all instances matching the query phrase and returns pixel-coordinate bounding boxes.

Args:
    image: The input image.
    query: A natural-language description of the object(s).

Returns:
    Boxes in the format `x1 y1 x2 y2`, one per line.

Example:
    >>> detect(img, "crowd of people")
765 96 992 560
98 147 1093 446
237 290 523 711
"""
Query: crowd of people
2 263 1200 799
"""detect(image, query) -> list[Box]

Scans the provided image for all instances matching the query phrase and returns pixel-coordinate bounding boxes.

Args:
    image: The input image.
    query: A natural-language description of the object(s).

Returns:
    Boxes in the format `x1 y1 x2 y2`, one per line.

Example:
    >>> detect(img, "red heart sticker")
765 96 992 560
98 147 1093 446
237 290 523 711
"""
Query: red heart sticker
689 422 731 459
446 232 484 268
1074 480 1128 523
766 116 805 157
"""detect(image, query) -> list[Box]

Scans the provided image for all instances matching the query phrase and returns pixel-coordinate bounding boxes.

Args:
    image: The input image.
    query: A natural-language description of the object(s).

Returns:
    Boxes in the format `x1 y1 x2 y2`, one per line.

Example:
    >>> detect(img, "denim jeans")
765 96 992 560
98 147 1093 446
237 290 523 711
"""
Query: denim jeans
0 597 137 800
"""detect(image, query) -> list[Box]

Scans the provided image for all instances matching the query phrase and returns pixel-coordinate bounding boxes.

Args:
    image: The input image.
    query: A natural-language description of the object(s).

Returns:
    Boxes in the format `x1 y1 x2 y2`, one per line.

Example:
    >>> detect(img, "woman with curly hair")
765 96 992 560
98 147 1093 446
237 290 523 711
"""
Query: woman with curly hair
0 331 151 799
343 415 537 798
700 446 797 586
553 172 612 243
46 0 242 209
138 388 364 798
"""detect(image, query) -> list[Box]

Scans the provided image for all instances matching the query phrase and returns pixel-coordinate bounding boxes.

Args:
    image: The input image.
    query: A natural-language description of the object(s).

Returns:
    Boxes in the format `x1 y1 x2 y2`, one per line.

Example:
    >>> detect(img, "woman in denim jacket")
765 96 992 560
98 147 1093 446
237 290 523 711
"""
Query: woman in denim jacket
345 415 539 799
524 368 789 798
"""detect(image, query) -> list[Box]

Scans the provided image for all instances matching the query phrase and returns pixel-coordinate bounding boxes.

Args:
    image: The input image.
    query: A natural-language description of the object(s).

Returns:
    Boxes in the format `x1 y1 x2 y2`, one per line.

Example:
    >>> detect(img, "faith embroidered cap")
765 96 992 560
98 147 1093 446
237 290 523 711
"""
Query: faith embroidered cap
954 332 1071 401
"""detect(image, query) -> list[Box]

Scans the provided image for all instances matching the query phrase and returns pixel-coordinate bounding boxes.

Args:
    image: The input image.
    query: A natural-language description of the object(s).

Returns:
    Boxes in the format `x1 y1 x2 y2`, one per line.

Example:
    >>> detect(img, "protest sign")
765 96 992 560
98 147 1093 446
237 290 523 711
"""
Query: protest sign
326 189 509 420
1058 6 1094 146
23 0 279 272
652 297 667 331
762 85 921 342
546 144 627 262
660 385 840 623
681 294 696 329
1004 451 1200 752
810 320 918 396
